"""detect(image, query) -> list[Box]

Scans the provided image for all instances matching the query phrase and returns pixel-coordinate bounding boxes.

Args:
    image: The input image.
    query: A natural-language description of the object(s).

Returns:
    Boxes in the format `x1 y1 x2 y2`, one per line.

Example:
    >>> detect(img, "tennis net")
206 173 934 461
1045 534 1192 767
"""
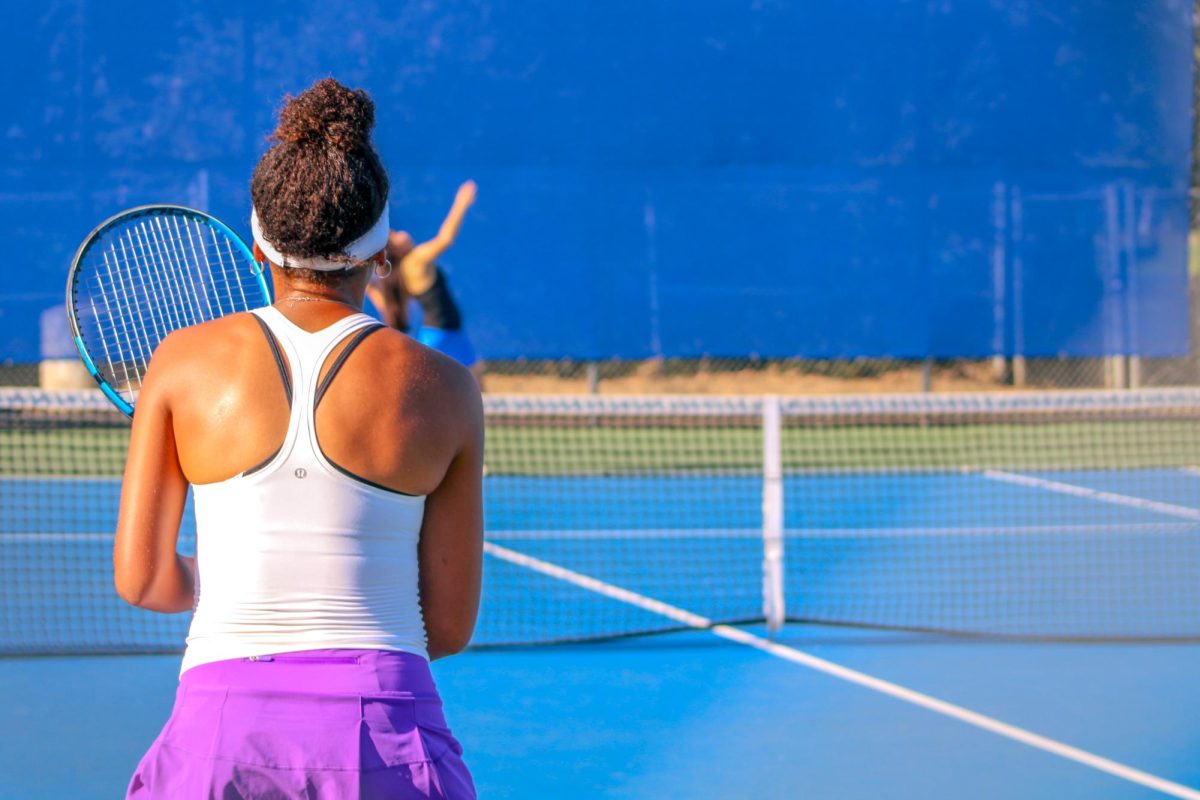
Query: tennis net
3 387 1200 655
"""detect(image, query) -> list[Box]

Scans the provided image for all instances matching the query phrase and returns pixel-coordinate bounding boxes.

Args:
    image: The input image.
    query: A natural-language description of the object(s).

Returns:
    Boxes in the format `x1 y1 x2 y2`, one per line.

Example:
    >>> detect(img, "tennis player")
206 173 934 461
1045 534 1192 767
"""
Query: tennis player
366 181 484 387
116 78 482 799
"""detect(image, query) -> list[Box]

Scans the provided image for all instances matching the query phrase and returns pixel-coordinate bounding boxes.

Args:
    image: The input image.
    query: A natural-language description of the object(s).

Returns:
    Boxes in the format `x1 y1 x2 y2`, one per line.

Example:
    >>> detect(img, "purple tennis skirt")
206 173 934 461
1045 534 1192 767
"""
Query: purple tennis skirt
126 649 475 799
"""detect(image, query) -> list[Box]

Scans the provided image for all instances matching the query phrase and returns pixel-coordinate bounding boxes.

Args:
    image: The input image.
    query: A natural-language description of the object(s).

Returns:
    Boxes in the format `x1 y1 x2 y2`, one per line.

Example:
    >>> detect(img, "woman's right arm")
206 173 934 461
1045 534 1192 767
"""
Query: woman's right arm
417 368 485 659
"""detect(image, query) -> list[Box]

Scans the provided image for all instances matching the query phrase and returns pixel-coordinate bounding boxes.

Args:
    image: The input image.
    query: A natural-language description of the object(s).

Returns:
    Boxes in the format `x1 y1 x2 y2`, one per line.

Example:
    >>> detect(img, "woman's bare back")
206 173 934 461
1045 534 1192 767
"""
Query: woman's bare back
152 303 477 496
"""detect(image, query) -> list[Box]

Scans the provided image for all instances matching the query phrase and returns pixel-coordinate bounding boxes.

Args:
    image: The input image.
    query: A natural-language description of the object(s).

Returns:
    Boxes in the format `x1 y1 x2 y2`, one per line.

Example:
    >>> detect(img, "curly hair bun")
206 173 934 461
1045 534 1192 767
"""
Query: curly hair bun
274 77 376 152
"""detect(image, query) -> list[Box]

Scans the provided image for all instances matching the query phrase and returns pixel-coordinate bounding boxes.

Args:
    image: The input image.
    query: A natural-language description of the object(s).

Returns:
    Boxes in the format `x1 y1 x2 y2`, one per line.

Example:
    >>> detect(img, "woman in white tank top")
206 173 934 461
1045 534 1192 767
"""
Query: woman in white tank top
114 79 483 800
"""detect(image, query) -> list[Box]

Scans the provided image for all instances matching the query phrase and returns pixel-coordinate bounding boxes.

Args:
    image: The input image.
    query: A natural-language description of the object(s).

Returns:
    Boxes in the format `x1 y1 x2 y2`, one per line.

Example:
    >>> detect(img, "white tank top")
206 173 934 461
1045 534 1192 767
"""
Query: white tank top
181 306 428 675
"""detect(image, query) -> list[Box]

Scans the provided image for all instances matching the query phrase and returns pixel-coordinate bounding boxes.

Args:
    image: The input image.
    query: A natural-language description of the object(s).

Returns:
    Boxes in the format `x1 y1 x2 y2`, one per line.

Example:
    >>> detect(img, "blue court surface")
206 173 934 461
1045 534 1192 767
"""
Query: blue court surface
2 466 1200 797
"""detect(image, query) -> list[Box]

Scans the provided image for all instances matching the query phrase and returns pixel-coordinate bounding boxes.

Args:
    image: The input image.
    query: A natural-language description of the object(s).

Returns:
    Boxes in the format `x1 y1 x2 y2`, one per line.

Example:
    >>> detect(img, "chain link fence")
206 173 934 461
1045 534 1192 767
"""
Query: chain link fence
8 298 1198 396
479 352 1200 395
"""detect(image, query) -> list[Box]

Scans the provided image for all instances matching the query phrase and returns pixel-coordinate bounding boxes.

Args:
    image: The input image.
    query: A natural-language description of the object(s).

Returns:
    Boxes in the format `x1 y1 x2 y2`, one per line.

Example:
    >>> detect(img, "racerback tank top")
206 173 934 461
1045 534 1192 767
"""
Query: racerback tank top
180 306 428 675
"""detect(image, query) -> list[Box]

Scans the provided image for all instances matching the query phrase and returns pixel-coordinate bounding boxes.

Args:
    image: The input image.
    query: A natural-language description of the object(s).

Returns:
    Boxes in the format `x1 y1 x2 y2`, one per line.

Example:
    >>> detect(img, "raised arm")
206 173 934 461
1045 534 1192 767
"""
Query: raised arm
112 334 195 613
417 363 484 659
403 181 477 294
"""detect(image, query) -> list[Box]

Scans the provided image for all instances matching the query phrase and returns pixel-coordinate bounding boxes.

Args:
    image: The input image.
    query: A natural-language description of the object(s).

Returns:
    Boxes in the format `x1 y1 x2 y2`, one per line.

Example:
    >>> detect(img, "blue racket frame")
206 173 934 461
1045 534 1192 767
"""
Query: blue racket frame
66 204 270 416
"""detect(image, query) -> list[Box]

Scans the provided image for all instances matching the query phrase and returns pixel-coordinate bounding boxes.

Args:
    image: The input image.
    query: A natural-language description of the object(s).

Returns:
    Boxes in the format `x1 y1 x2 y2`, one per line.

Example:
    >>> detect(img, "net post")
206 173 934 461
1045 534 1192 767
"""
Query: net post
1128 356 1142 389
761 394 785 634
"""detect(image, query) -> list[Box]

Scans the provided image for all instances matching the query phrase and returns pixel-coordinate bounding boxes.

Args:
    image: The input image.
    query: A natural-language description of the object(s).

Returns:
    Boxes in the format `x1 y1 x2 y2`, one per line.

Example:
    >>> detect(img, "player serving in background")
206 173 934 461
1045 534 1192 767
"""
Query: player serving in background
367 180 485 388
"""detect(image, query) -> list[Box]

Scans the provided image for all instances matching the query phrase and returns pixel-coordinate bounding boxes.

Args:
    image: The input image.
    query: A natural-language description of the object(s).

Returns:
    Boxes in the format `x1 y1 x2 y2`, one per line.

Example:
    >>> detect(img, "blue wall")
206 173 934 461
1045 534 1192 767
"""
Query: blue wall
0 0 1192 361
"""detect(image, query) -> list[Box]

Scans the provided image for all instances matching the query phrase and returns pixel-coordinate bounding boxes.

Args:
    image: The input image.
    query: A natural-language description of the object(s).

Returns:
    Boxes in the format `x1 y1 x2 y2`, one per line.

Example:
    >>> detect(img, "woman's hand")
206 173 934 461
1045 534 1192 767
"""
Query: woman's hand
454 180 477 208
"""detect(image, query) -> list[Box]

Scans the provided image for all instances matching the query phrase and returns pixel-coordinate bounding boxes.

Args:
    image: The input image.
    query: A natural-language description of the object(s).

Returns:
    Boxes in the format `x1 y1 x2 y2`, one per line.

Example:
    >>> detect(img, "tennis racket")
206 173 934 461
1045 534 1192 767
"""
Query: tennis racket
66 205 271 416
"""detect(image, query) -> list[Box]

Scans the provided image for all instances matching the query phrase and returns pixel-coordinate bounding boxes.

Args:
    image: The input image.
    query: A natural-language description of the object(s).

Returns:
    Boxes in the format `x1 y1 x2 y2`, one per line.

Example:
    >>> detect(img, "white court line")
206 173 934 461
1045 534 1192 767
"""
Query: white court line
983 470 1200 522
0 533 197 543
484 541 1200 800
8 521 1193 546
487 522 1194 540
1 533 114 542
0 475 122 484
1180 467 1200 478
491 528 759 540
781 522 1195 538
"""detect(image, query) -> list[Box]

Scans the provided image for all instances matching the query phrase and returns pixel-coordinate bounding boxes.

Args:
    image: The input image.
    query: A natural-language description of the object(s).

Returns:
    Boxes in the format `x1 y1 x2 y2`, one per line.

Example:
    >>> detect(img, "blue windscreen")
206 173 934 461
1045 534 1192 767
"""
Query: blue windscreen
0 1 1191 360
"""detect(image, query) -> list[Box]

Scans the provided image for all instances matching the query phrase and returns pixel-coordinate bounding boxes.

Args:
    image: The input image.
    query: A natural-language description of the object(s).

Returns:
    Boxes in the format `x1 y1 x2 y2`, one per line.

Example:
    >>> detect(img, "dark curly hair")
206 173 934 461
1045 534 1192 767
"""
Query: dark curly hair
250 78 389 284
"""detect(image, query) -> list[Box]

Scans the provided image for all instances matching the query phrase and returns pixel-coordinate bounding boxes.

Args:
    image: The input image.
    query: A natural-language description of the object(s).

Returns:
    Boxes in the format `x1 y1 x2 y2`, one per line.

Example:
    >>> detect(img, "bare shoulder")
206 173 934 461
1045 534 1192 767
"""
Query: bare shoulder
142 313 266 390
153 312 263 363
362 327 482 422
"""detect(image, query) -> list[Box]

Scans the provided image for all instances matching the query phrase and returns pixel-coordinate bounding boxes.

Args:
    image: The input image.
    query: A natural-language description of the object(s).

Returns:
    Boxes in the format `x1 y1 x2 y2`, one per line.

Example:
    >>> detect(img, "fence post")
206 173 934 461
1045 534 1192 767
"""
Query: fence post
762 395 785 633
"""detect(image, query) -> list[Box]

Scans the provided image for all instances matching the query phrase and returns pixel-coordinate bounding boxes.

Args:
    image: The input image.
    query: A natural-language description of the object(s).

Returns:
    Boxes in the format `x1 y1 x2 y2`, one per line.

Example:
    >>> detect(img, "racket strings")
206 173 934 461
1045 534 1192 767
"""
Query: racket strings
73 212 263 403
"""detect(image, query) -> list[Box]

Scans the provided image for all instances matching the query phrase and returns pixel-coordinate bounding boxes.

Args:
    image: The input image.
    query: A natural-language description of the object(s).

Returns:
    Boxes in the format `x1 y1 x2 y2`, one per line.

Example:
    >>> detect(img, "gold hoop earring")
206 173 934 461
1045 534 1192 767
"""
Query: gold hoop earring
375 259 393 279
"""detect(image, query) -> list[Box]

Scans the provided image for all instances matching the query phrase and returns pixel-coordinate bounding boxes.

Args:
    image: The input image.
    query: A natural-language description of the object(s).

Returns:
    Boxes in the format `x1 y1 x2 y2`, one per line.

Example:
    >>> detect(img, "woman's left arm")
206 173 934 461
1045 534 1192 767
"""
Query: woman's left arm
112 336 195 612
